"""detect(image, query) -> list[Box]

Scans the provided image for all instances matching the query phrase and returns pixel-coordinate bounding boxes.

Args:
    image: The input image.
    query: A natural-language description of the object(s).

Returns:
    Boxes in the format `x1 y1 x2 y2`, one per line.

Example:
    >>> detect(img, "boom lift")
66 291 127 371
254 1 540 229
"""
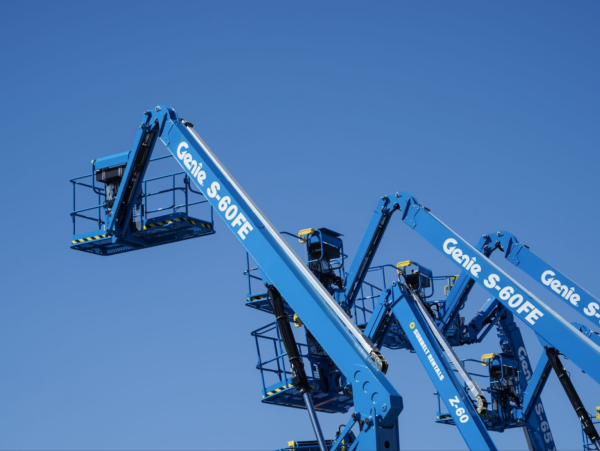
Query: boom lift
245 230 497 450
70 106 600 450
340 193 600 450
69 106 403 451
440 230 600 450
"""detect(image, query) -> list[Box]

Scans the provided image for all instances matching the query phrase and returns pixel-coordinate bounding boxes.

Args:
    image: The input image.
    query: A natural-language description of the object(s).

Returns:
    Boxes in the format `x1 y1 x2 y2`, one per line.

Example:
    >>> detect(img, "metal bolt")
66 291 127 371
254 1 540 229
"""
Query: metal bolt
155 106 161 112
381 405 387 412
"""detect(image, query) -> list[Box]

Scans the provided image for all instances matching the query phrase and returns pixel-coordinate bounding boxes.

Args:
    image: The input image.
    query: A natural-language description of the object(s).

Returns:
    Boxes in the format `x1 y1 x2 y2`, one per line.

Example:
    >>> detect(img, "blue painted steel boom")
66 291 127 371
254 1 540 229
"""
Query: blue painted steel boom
438 233 556 450
370 192 600 384
345 192 600 451
109 106 402 450
386 283 497 451
479 231 600 328
71 106 600 450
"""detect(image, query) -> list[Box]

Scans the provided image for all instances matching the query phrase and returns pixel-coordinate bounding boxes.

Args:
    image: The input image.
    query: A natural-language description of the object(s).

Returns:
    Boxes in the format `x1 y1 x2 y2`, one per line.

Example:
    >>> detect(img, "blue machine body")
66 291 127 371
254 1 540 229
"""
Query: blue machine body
69 106 600 451
69 106 402 451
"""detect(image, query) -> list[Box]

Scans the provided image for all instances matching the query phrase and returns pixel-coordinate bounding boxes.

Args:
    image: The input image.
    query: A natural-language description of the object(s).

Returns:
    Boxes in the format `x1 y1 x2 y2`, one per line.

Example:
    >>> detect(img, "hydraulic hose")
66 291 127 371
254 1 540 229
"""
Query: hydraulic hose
267 286 327 451
546 348 600 450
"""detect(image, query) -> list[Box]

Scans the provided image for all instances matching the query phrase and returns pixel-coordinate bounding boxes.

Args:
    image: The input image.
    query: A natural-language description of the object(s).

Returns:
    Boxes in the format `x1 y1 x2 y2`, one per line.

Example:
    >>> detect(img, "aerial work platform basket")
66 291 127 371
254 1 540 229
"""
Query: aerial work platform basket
70 152 214 255
252 323 353 414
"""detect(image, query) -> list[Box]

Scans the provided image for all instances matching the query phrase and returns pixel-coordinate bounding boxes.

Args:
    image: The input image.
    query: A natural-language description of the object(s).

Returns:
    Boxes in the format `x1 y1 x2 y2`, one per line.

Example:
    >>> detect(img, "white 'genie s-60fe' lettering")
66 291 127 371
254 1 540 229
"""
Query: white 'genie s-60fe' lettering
206 181 254 240
178 141 254 240
177 142 207 186
482 273 544 325
541 270 581 306
442 239 545 325
443 238 482 278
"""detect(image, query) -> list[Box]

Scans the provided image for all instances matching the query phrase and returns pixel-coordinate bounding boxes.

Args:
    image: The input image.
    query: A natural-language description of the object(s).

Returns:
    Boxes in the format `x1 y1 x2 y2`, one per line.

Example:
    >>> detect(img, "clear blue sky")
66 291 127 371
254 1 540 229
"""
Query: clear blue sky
1 1 599 450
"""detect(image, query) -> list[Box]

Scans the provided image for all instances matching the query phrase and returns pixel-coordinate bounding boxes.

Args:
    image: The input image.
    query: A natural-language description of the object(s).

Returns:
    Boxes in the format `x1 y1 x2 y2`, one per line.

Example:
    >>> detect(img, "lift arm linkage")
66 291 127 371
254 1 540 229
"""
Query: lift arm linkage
386 192 600 385
123 106 403 450
386 283 497 451
342 195 415 310
439 235 557 451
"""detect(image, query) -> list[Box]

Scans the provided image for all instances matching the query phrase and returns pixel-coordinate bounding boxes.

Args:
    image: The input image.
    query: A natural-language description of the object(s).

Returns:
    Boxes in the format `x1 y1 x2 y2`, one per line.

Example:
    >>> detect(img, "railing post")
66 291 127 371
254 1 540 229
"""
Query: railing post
97 189 101 230
275 324 287 382
246 253 252 297
72 182 76 235
255 333 267 394
184 175 189 217
172 174 176 214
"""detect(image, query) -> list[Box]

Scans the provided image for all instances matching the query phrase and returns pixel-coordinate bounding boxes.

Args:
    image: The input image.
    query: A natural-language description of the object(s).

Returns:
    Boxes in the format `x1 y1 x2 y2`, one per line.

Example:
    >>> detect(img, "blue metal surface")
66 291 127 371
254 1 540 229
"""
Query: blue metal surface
385 192 600 384
334 192 600 450
70 106 402 450
386 283 497 451
479 231 600 329
70 106 600 451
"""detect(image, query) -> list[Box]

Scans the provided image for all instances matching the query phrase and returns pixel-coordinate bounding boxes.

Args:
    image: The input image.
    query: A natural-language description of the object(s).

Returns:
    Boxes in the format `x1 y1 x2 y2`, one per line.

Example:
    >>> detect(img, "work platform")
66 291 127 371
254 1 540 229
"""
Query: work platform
253 323 353 414
70 152 214 255
261 377 352 414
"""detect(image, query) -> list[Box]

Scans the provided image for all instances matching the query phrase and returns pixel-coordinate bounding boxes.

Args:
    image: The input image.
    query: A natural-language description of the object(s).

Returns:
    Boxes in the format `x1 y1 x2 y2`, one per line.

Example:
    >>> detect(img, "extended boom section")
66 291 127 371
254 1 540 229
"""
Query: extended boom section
77 106 403 450
70 105 600 451
386 192 600 384
479 231 600 328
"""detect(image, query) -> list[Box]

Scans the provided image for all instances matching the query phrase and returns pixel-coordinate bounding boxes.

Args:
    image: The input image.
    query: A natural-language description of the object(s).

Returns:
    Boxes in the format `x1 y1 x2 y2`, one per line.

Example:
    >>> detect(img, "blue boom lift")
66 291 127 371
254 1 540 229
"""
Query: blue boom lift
329 193 600 450
278 194 600 450
70 106 402 451
70 106 600 450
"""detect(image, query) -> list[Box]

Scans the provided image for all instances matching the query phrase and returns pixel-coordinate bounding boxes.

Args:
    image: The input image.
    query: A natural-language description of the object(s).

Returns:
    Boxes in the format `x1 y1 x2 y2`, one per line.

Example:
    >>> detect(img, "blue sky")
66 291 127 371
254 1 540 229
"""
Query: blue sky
1 1 599 450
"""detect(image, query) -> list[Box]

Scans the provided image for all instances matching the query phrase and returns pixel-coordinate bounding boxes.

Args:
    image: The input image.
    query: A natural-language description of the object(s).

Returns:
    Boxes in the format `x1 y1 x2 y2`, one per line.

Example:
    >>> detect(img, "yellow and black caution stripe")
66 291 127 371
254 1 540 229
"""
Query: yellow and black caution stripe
72 234 106 245
263 383 315 398
143 218 212 230
263 383 294 398
246 294 267 301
